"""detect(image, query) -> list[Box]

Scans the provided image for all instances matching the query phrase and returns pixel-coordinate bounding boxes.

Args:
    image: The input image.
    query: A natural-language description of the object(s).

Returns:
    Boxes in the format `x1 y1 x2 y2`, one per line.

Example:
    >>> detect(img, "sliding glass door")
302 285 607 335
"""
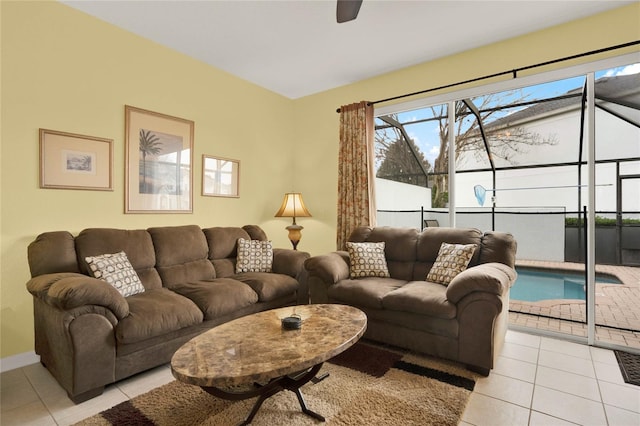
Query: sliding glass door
373 53 640 351
593 63 640 348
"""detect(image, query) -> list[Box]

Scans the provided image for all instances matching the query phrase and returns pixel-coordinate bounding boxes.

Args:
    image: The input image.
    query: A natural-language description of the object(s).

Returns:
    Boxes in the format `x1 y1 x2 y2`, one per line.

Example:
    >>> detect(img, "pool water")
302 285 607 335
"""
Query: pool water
511 268 622 302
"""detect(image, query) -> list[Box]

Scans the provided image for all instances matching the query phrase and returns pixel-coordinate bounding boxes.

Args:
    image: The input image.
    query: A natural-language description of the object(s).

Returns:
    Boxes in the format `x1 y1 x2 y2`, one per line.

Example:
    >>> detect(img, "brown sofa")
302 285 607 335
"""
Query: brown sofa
304 226 517 375
26 224 309 403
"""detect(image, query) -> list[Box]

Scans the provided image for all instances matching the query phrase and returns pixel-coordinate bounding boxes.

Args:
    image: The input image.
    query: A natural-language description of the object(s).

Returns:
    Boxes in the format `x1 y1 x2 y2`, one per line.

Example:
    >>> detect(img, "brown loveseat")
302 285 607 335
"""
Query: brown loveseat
26 224 308 403
304 226 517 375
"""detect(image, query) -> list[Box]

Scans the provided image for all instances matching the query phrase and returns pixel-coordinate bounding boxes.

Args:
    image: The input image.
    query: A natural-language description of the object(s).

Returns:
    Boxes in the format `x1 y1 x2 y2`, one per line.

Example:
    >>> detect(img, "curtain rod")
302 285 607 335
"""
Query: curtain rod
335 40 640 113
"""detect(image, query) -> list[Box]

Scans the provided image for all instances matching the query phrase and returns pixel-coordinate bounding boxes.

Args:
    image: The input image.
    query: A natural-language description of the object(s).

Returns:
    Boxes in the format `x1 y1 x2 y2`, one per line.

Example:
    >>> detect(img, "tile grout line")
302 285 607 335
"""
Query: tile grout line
592 351 611 426
20 365 58 425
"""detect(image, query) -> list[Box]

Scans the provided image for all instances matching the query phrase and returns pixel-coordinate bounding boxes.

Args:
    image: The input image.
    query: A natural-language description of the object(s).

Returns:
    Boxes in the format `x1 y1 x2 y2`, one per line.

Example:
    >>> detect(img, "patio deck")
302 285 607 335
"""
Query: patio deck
509 260 640 350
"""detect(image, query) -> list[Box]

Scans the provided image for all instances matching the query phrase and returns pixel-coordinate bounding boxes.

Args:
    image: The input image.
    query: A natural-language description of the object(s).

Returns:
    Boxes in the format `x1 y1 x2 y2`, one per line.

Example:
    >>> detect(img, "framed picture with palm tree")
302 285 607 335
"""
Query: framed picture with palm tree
125 105 194 213
39 128 113 191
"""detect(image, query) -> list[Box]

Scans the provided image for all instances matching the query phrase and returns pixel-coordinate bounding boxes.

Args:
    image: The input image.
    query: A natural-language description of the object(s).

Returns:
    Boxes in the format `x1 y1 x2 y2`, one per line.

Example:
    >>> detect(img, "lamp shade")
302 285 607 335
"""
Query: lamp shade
274 193 312 218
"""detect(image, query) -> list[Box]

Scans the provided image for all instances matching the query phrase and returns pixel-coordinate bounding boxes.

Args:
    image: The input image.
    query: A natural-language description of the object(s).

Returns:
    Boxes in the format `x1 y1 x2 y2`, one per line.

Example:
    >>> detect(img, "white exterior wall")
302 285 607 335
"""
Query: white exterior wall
375 178 431 211
456 106 640 212
376 178 431 228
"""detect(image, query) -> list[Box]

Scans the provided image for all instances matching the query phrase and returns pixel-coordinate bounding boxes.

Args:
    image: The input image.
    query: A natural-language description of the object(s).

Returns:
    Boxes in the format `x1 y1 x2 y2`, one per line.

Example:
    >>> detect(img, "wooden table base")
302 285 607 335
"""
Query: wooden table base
202 363 326 425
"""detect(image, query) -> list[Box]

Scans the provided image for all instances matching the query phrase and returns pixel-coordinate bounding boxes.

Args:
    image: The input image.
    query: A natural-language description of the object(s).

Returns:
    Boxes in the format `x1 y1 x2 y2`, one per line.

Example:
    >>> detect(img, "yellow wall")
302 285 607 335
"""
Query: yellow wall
0 1 295 357
1 1 638 358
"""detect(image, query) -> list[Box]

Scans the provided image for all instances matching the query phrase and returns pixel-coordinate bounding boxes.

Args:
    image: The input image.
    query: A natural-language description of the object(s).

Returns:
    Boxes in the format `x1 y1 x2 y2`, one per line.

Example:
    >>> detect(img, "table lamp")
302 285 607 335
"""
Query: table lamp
274 192 312 250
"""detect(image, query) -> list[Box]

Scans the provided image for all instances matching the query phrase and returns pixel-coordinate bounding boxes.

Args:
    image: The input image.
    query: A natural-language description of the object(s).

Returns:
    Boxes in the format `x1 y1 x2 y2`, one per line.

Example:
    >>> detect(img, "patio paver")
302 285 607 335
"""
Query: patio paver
509 260 640 350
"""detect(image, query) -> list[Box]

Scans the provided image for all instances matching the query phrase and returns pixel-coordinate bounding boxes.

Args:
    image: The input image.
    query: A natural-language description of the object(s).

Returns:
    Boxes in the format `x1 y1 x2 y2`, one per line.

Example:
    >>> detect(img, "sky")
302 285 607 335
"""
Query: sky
377 63 640 170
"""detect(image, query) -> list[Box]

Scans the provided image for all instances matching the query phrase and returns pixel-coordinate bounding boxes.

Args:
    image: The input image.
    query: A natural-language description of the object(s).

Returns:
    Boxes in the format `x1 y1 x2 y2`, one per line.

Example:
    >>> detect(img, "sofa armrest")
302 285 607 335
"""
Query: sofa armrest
272 248 310 278
446 262 517 304
27 273 129 320
304 251 350 284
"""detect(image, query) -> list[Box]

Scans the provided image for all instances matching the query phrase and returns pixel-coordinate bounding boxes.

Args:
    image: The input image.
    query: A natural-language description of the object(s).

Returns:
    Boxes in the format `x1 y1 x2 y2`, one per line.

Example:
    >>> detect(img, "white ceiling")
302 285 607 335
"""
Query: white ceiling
62 0 632 99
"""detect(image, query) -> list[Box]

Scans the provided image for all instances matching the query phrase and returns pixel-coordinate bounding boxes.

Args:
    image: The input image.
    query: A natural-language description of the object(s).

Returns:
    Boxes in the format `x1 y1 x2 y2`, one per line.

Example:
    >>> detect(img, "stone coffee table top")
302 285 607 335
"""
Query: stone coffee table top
171 304 367 389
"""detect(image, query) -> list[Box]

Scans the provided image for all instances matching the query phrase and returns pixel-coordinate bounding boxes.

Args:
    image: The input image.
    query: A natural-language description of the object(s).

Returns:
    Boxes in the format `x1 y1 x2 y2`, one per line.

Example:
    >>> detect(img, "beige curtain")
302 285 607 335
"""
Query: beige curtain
336 101 377 250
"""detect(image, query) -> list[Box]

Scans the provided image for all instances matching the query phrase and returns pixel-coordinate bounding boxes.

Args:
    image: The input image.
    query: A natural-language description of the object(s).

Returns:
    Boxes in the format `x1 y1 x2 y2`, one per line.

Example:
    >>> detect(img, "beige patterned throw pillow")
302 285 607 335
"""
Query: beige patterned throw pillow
426 242 477 286
346 241 391 279
85 251 145 297
236 238 273 273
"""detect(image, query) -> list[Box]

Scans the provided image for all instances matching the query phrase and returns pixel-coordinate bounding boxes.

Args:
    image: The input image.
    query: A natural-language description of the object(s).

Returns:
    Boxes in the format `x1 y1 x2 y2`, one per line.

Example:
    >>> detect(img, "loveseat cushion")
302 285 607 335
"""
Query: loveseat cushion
426 242 477 286
233 272 298 302
169 278 259 320
349 227 418 280
479 231 517 268
382 281 457 319
414 227 482 280
328 278 407 309
346 242 390 278
116 288 203 344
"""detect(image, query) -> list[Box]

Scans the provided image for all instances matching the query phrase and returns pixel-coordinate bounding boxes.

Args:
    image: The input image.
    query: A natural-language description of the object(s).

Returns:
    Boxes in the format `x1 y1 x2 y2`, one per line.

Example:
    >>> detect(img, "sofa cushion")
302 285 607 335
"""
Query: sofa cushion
236 238 273 273
148 225 216 286
242 225 269 241
75 228 162 290
328 278 406 309
28 231 80 277
203 227 251 278
85 251 145 297
346 242 390 278
233 272 298 302
382 281 457 319
426 243 477 286
116 288 203 344
169 278 259 320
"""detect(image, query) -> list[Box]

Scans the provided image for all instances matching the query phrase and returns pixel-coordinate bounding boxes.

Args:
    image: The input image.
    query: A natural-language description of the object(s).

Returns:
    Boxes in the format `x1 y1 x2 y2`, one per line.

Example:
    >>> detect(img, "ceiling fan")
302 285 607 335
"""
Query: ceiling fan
337 0 363 23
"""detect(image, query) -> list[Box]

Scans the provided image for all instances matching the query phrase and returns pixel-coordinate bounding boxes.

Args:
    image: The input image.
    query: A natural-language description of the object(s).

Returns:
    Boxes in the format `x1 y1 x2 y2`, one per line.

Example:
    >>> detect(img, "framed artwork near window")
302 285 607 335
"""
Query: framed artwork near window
125 105 194 213
202 155 240 198
39 128 113 191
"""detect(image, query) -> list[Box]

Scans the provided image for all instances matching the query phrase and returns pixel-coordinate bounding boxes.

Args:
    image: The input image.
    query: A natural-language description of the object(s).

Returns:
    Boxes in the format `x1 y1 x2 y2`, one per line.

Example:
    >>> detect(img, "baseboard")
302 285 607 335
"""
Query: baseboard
0 351 40 373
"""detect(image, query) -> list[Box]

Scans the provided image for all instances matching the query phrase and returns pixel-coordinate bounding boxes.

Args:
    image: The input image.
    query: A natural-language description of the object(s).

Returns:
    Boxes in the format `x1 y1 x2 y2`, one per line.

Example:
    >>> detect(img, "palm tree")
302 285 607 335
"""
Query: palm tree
139 129 162 193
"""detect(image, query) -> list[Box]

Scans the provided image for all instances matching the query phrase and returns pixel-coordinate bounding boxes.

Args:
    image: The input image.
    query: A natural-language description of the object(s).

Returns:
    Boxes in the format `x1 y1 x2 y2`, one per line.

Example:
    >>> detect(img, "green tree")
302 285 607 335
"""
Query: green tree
376 136 431 187
376 114 432 186
139 129 162 193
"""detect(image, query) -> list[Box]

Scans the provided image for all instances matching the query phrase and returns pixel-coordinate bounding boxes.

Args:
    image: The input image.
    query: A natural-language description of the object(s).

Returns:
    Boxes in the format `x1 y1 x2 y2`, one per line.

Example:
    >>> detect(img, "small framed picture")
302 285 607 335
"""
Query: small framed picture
125 105 194 213
202 155 240 198
39 129 113 191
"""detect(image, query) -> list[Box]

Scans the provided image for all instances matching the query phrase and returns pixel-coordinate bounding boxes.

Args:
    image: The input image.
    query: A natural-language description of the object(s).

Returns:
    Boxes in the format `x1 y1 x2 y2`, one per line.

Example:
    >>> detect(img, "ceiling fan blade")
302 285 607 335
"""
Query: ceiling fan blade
337 0 363 23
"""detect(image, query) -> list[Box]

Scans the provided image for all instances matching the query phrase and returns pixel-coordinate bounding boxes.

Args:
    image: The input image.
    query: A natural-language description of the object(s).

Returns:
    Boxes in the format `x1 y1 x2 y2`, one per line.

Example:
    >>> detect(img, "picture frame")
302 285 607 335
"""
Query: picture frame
39 129 113 191
125 105 194 213
202 155 240 198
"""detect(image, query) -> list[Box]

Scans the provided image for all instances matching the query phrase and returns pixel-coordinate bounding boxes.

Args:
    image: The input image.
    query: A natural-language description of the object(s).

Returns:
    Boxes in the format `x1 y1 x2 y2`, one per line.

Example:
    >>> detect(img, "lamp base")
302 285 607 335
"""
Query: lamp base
285 224 303 250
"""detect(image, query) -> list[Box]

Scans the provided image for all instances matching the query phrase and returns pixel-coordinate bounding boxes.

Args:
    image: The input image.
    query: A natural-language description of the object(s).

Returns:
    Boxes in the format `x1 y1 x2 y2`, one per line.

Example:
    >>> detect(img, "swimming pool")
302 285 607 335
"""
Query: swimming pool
511 267 622 302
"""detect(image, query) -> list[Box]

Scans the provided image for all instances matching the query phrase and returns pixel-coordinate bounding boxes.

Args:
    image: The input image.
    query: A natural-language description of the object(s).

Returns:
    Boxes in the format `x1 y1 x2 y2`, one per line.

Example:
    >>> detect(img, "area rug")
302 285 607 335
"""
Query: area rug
614 350 640 386
74 341 477 426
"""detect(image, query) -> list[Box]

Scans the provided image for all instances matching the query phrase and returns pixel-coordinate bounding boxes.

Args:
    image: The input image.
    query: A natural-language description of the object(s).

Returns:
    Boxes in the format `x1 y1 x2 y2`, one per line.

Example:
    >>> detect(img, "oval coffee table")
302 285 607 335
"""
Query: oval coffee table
171 304 367 425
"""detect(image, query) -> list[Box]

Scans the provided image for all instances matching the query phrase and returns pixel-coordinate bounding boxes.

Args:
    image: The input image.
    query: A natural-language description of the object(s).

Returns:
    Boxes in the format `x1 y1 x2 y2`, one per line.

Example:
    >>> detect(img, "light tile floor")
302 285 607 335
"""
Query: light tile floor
1 330 639 425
